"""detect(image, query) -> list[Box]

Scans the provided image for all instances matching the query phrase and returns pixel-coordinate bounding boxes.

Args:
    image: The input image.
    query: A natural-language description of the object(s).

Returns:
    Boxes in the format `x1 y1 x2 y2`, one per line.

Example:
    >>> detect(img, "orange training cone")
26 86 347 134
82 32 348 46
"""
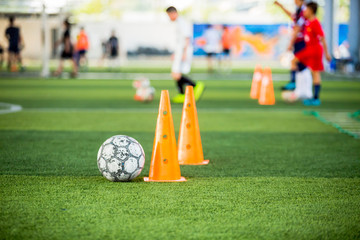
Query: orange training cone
250 65 263 99
178 86 209 165
258 67 275 105
144 90 186 182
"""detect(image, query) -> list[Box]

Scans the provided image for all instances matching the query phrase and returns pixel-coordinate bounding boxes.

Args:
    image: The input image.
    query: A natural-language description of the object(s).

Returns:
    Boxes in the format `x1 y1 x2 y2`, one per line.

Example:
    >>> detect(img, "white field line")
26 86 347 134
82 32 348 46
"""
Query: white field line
0 102 23 115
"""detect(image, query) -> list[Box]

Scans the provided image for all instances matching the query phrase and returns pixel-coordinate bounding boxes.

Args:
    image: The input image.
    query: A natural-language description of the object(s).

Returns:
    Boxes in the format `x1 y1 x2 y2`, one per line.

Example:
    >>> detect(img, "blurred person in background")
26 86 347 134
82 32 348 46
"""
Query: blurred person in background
274 0 307 91
107 30 119 69
291 2 331 106
76 26 89 70
203 24 222 73
108 31 119 58
98 38 108 66
166 6 205 103
5 16 23 72
0 42 4 70
220 25 233 72
54 19 77 77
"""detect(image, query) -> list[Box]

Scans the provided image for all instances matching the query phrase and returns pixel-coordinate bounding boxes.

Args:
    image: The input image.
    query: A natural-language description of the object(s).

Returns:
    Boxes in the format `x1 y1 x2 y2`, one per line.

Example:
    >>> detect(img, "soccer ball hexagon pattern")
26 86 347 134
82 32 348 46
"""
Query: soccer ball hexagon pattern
97 135 145 182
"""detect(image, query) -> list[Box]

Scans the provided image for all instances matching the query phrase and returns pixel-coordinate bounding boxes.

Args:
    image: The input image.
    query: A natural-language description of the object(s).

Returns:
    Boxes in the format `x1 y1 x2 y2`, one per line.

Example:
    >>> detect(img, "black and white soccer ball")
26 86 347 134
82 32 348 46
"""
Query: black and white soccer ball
97 135 145 182
281 90 298 103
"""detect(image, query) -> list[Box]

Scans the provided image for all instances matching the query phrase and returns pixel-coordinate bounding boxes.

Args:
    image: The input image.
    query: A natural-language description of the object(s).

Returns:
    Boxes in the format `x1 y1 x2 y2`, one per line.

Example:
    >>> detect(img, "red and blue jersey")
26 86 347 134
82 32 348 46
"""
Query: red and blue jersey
292 4 306 43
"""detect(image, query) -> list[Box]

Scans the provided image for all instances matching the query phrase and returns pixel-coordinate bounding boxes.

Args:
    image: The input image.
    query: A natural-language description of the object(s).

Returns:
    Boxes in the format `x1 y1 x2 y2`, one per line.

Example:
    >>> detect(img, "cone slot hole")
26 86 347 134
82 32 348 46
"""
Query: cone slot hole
163 111 167 115
186 123 191 128
187 104 191 108
186 144 191 149
163 159 168 164
163 135 167 139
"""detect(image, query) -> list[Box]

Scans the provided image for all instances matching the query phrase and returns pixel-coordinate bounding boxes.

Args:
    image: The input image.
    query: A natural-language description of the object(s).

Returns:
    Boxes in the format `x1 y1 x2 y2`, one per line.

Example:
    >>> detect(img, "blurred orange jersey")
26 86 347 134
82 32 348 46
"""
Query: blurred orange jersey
222 28 232 50
76 30 89 50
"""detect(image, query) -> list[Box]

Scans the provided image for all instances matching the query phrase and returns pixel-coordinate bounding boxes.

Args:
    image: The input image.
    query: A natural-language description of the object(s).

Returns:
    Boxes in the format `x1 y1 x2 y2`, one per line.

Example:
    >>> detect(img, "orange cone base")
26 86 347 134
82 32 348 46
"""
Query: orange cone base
143 177 187 182
134 95 142 101
180 159 209 165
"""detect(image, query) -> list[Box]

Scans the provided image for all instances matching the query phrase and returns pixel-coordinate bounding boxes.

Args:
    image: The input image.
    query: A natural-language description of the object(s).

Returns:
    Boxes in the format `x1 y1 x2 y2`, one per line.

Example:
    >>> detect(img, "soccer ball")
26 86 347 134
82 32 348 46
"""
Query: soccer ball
281 90 298 103
97 135 145 182
133 77 155 102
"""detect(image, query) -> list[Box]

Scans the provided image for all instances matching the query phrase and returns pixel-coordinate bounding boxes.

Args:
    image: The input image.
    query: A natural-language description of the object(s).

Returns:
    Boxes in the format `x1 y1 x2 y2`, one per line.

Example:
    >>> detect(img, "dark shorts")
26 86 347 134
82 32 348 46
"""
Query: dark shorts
223 48 230 55
207 52 216 57
294 40 306 54
8 45 20 54
78 50 87 55
61 50 73 59
110 49 118 58
294 40 307 70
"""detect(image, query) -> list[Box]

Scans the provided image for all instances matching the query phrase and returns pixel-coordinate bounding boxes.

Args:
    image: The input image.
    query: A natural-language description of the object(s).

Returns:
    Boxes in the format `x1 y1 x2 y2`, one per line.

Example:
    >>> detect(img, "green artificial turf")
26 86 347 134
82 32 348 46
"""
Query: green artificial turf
1 176 359 240
0 77 359 239
0 78 359 110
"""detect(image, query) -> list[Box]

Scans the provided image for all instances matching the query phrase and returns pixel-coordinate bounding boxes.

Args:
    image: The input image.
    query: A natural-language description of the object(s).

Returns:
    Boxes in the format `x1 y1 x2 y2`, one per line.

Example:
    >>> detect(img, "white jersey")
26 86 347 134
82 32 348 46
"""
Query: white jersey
203 27 222 53
172 16 193 74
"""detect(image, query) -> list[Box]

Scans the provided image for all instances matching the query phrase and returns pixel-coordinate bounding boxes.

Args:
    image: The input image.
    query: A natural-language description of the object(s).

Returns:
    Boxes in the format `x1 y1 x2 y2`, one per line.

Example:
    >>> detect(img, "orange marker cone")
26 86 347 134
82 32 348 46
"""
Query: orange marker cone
178 86 209 165
250 65 263 99
144 90 186 182
258 67 275 105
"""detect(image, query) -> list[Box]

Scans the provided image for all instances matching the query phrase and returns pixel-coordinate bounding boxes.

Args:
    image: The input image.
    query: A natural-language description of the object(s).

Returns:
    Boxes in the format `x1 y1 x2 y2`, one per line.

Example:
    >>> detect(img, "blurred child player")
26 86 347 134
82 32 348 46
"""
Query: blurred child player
204 24 222 73
274 0 307 90
0 42 4 69
220 25 232 72
291 2 331 106
76 27 89 69
54 19 77 77
166 6 205 103
108 31 119 59
5 16 23 71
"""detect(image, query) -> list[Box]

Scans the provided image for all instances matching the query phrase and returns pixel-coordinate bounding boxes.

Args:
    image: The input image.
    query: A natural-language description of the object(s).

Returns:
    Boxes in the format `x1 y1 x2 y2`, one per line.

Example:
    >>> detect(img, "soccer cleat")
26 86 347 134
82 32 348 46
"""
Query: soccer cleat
172 94 185 103
194 81 205 101
303 98 321 106
303 99 311 106
281 82 296 91
311 99 321 106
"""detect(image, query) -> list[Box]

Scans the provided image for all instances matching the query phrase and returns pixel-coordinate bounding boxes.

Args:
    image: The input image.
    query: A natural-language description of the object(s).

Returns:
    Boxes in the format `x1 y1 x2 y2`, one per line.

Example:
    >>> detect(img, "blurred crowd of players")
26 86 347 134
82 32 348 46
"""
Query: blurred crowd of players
0 16 119 77
201 24 233 73
52 19 120 77
1 1 332 105
165 1 331 105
